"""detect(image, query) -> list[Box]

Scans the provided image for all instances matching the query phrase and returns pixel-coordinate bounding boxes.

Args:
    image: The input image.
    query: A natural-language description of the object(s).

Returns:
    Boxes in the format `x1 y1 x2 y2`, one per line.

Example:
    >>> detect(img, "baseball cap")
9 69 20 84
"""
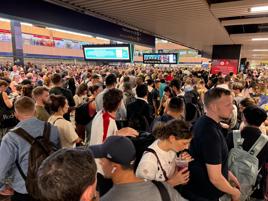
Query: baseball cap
90 136 136 167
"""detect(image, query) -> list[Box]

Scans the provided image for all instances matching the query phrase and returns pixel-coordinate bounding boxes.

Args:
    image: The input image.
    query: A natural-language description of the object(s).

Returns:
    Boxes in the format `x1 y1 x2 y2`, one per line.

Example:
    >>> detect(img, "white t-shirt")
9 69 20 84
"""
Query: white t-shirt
48 115 78 148
90 110 118 175
90 110 118 146
136 140 177 182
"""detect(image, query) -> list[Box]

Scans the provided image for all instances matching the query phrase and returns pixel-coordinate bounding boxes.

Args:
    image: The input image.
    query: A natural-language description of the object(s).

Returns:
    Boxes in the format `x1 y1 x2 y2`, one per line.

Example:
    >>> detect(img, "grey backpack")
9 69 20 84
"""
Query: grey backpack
228 130 268 201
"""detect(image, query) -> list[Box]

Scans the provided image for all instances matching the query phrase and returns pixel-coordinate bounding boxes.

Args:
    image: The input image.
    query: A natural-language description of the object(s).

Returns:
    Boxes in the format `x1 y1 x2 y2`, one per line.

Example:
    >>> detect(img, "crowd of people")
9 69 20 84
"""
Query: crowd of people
0 61 268 201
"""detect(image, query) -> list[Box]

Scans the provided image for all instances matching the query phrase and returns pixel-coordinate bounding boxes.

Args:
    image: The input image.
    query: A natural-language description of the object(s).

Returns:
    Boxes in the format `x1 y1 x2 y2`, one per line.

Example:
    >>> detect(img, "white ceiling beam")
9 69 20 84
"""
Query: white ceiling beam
211 0 268 18
222 17 268 26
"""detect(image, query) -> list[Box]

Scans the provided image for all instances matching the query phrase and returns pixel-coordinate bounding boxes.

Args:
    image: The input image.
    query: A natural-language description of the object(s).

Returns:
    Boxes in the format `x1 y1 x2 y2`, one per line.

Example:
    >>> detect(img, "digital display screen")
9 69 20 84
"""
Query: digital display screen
83 44 131 62
143 53 178 64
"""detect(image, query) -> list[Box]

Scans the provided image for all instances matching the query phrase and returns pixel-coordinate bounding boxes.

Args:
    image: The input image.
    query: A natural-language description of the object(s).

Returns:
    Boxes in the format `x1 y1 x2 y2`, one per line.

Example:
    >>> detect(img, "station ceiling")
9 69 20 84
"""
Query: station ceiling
46 0 268 60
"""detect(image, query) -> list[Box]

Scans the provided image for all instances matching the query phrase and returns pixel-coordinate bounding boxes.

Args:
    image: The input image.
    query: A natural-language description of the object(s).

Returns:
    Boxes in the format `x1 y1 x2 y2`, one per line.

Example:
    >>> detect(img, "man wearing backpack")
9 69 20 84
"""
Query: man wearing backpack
0 96 60 201
227 106 268 201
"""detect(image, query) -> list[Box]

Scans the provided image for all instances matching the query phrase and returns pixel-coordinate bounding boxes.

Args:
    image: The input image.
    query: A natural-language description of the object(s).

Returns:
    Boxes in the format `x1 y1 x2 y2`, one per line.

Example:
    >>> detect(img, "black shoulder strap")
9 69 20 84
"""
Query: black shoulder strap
146 148 169 181
11 127 35 181
43 122 51 141
52 117 63 125
12 124 52 181
11 127 35 145
15 160 26 181
152 181 171 201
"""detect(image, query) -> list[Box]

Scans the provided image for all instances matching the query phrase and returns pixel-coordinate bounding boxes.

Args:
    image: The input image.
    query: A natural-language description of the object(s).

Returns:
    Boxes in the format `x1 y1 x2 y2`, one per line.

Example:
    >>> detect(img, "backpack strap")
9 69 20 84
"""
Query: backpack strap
43 122 51 141
232 130 244 149
146 148 169 181
248 134 268 157
11 127 35 145
152 181 171 201
11 127 35 181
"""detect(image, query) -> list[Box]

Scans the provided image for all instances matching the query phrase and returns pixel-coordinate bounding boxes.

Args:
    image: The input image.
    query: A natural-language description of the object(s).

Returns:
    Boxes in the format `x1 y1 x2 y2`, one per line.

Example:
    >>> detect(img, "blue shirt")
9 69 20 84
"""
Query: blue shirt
159 83 167 100
0 117 60 194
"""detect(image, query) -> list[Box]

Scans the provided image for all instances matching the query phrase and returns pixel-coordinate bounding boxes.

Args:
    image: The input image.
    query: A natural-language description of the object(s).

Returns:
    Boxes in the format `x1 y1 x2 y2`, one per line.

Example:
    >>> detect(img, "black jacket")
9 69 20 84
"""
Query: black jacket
127 98 154 132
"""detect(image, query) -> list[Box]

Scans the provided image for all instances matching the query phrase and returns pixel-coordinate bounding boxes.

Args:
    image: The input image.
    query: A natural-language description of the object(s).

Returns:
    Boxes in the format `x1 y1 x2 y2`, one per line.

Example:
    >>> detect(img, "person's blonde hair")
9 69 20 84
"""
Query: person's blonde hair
15 96 35 115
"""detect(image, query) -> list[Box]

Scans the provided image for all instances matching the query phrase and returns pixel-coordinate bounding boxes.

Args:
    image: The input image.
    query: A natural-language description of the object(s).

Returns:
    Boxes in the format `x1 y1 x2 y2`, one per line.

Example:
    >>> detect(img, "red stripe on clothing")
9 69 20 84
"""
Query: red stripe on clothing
102 112 111 142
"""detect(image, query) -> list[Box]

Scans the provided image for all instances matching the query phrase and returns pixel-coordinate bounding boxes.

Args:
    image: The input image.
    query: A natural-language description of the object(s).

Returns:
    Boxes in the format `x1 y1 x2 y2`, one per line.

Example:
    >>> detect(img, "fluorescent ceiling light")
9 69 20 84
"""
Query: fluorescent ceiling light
96 37 110 41
0 17 10 22
252 54 267 56
252 38 268 41
21 22 33 26
47 27 93 38
252 49 268 52
250 6 268 13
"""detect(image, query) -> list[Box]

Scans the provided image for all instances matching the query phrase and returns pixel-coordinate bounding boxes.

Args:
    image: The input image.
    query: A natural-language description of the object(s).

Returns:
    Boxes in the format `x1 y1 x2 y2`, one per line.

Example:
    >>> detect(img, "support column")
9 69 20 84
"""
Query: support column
10 20 24 66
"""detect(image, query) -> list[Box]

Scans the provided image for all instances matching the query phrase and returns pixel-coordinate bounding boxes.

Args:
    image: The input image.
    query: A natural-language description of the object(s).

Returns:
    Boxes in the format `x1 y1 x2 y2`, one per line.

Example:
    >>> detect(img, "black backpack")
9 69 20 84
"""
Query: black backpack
183 90 204 123
127 102 150 132
75 100 95 125
129 132 155 170
12 122 58 200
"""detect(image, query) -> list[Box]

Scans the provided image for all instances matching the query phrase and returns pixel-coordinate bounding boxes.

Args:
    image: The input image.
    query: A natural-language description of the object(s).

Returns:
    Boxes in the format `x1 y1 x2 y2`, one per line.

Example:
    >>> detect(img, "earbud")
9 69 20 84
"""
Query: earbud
111 167 117 174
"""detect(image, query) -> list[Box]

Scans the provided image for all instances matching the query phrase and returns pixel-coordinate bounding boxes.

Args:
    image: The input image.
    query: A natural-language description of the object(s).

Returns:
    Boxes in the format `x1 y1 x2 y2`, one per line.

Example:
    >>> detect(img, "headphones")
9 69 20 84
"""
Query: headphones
111 167 117 174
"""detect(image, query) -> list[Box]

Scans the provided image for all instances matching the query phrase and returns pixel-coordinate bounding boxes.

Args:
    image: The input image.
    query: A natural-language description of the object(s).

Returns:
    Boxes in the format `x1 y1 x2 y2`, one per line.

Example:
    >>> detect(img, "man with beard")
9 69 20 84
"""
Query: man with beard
181 87 241 201
32 86 50 121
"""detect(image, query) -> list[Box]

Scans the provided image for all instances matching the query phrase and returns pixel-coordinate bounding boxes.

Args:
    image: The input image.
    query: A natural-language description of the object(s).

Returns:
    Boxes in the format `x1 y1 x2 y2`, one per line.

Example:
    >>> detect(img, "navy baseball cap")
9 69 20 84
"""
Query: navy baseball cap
89 136 136 167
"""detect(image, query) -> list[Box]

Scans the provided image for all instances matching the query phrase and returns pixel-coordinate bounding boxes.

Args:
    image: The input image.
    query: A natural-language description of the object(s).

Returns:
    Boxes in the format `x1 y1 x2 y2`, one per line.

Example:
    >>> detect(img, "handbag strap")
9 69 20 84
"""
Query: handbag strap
146 148 169 181
152 181 171 201
52 117 63 125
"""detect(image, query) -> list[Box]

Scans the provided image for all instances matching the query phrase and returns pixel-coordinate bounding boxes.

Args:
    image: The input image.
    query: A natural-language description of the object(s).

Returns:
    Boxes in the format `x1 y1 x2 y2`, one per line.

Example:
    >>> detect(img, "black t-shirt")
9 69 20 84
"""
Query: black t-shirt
226 127 268 199
151 88 160 110
182 116 229 200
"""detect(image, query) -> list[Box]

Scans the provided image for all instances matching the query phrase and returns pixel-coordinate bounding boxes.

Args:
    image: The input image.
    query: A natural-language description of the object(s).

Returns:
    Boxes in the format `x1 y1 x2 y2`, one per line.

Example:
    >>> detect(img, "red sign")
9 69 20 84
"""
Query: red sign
53 37 63 41
211 59 238 75
0 29 11 33
33 34 50 39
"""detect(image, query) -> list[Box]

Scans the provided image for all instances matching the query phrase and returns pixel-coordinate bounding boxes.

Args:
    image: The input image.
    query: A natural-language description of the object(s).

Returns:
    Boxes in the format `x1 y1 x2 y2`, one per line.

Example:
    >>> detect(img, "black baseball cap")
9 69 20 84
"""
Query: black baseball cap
90 136 136 167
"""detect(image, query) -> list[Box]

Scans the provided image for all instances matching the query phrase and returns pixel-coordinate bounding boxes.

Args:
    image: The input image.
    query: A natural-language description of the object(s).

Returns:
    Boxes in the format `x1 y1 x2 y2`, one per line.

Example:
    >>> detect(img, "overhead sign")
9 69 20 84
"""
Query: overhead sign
211 59 238 75
143 53 178 64
83 44 131 62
